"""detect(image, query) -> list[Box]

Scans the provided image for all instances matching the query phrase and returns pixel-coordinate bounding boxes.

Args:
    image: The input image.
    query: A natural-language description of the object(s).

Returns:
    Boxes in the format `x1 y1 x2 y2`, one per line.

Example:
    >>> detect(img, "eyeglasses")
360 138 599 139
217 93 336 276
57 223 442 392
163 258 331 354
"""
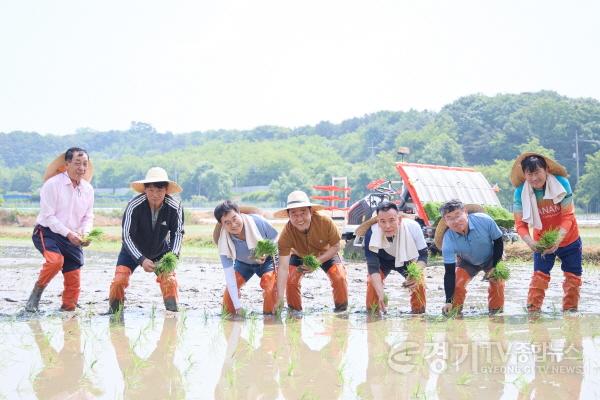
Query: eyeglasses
443 213 465 223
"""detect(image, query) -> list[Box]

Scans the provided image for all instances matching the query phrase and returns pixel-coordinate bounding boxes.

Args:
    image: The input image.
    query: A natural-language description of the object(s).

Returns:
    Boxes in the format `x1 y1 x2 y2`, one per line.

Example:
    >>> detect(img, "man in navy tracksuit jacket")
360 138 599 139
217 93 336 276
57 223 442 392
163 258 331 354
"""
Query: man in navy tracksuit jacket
107 167 184 314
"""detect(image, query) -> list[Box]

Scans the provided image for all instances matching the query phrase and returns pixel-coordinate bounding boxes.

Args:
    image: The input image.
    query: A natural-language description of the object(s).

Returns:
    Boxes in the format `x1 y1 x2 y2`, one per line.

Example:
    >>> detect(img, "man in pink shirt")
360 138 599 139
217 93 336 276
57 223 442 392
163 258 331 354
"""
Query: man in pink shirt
26 147 95 312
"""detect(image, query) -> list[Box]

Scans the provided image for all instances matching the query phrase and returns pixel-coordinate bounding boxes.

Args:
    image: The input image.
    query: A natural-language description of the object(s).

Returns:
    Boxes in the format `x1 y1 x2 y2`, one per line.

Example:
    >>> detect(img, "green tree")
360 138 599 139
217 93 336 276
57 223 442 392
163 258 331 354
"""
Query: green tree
198 169 233 201
95 161 145 192
517 137 555 158
0 163 10 194
269 169 313 206
476 160 513 208
180 163 213 199
10 168 33 192
397 116 465 166
576 150 600 208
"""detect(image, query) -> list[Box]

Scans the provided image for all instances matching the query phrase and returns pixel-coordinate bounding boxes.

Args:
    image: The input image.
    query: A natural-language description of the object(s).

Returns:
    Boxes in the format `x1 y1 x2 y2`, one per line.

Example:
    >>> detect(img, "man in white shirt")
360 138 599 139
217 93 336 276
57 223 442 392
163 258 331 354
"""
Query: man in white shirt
362 201 428 314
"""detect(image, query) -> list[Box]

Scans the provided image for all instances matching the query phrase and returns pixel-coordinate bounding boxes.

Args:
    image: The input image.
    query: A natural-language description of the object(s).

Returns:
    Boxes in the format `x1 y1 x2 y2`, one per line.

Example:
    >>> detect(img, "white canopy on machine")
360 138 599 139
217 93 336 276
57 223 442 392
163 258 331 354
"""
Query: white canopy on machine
397 162 501 206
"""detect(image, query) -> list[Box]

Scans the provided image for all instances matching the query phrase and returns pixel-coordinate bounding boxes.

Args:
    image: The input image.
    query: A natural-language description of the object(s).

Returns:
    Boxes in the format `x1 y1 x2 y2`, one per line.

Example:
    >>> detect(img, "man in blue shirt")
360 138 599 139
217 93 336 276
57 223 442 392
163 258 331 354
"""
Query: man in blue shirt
214 201 278 315
435 200 504 315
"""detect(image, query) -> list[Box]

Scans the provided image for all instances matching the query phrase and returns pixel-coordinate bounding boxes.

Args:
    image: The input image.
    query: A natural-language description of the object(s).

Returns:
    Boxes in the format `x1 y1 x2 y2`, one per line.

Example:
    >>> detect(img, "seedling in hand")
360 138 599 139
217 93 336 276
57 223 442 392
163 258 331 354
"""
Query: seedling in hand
253 239 277 259
536 229 560 252
155 252 178 276
490 261 511 281
299 254 321 273
81 228 103 245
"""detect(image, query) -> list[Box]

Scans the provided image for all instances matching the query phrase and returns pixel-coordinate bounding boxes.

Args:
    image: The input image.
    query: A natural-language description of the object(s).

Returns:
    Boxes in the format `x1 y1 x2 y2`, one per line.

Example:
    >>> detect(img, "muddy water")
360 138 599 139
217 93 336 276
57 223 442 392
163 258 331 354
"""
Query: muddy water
2 245 600 316
1 313 600 399
2 245 600 399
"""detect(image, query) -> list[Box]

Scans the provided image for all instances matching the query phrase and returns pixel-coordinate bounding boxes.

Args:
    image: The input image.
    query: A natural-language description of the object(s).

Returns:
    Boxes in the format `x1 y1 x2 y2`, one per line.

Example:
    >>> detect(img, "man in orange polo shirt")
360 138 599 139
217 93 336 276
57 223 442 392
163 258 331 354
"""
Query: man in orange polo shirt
275 191 348 312
512 152 582 312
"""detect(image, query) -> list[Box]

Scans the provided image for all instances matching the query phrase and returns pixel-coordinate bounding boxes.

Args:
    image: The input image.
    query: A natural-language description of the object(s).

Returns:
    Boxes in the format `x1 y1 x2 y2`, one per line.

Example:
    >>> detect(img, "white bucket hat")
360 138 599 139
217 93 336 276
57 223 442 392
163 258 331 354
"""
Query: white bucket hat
130 167 182 194
273 190 325 218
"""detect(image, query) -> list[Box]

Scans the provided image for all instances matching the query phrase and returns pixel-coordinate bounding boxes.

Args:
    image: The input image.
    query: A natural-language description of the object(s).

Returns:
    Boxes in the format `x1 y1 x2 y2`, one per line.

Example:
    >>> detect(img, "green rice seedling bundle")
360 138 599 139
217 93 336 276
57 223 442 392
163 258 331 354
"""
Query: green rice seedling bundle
406 262 423 281
82 228 103 244
155 252 178 275
301 255 321 272
252 239 277 259
490 261 511 281
536 228 560 252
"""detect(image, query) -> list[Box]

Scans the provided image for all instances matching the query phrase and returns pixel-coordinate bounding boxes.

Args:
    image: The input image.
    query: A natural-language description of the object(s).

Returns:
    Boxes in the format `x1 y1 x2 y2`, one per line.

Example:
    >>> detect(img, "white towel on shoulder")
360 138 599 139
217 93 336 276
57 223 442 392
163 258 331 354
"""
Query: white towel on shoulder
368 219 419 268
521 173 566 230
218 214 263 260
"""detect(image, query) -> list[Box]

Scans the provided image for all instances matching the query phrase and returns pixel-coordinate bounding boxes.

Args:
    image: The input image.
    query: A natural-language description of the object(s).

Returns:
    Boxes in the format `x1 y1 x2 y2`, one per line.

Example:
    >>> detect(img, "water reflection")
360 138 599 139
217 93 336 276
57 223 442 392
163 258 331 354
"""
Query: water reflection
1 313 599 399
215 315 350 400
436 318 508 399
29 318 102 399
521 316 584 399
109 317 184 399
356 317 430 399
214 319 282 399
279 315 349 400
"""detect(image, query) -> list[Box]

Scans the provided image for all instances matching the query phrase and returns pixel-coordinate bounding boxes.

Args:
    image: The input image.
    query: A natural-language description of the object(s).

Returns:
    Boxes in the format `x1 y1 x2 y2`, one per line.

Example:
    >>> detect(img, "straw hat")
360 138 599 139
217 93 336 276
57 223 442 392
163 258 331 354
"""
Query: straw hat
212 205 262 244
355 216 378 238
273 190 326 219
510 152 568 187
43 152 94 182
130 167 182 194
433 204 485 250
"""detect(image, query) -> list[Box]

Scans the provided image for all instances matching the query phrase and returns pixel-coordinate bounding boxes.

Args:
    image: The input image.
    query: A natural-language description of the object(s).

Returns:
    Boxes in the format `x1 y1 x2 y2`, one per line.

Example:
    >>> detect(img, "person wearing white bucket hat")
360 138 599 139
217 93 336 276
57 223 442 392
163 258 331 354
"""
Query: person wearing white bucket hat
106 167 185 314
275 190 348 312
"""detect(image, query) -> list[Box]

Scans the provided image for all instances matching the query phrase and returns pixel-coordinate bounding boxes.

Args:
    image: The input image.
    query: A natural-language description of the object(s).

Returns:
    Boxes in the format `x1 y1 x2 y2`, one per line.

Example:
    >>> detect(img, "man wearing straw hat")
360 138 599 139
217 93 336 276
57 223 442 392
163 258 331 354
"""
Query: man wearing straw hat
213 200 278 315
26 147 95 312
106 167 184 314
356 201 428 314
511 152 582 312
435 200 504 316
275 190 348 312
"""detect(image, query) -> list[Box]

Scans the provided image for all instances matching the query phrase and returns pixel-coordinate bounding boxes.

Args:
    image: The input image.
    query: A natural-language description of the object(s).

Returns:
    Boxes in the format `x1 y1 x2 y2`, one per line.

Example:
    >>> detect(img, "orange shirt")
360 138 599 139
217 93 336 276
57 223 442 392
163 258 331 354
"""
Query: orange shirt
278 212 341 258
513 177 579 247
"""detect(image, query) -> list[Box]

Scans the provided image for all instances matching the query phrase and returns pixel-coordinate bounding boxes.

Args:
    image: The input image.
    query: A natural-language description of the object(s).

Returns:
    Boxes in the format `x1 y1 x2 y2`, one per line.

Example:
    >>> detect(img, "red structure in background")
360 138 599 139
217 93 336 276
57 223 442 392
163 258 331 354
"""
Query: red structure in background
311 177 351 219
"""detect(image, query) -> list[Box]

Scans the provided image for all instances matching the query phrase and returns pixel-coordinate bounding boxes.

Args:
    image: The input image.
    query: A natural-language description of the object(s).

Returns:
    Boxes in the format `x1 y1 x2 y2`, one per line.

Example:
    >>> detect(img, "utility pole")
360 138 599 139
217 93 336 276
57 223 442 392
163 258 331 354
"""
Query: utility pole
575 130 580 182
369 142 377 158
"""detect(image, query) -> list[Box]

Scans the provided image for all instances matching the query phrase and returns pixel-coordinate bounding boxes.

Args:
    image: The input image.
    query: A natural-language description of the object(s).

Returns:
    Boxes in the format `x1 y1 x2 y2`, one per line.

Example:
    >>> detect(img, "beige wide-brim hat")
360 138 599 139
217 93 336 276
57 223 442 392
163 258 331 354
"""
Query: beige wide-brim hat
434 204 485 250
43 152 94 182
273 190 326 219
130 167 182 194
510 152 568 187
212 205 262 244
355 216 378 238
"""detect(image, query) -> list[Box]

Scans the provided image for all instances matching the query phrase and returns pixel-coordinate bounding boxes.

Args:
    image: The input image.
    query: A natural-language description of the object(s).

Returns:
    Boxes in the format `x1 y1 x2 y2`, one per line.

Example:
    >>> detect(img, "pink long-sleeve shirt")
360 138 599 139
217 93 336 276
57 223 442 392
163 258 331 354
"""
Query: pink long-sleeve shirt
35 172 94 237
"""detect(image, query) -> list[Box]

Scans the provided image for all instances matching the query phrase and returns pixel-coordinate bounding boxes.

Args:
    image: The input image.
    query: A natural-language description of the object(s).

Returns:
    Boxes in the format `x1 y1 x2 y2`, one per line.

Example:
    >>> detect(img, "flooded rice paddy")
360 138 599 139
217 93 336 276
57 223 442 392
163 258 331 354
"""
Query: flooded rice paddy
1 245 600 399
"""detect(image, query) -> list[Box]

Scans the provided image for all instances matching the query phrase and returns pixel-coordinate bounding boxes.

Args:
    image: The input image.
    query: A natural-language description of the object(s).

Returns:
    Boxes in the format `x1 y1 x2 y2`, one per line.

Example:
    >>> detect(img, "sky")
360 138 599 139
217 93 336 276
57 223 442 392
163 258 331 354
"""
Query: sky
1 0 599 135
